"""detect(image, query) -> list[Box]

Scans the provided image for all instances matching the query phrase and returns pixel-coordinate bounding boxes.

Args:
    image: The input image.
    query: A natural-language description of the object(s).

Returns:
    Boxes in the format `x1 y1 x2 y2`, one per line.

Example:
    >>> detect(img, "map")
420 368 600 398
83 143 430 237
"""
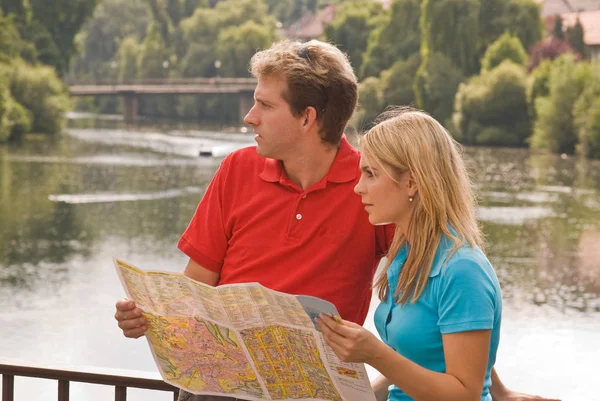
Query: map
115 258 376 401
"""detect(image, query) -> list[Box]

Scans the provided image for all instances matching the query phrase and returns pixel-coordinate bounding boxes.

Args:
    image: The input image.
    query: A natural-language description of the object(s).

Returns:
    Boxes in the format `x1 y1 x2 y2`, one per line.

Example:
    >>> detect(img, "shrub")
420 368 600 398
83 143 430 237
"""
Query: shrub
530 56 593 154
574 75 600 159
452 61 531 146
481 32 527 72
7 59 70 134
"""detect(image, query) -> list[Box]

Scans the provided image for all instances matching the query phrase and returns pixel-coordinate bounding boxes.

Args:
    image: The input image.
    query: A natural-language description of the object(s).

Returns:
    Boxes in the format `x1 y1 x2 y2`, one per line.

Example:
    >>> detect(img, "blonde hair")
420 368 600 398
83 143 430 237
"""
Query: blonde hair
363 107 484 304
250 39 358 145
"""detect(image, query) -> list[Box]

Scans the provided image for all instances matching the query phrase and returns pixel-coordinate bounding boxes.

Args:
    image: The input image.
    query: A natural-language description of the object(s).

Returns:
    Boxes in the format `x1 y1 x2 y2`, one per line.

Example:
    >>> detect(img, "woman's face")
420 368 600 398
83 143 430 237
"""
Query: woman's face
354 153 416 228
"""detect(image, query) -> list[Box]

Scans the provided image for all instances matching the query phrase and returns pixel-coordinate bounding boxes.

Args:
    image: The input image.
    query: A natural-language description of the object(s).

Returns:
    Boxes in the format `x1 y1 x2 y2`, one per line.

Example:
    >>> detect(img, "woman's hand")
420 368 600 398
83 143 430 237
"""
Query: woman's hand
316 314 386 364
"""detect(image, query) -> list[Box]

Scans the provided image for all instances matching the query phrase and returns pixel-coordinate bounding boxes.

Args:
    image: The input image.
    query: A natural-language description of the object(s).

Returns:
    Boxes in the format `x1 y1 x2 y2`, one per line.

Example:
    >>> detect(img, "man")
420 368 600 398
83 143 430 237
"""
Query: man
115 39 558 401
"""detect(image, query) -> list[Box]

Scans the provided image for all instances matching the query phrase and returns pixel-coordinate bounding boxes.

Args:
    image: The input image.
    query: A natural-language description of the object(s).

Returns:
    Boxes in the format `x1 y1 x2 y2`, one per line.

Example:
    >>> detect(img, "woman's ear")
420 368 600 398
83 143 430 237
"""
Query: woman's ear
407 172 419 197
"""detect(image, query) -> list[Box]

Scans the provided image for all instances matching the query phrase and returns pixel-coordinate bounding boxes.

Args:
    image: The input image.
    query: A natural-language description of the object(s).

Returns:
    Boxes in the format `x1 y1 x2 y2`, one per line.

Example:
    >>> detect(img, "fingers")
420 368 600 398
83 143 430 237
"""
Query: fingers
114 298 147 338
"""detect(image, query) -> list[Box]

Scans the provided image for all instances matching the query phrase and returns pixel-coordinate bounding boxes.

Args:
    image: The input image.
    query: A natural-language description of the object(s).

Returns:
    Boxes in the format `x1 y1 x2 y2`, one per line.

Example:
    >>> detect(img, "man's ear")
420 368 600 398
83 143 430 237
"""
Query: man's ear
302 106 318 129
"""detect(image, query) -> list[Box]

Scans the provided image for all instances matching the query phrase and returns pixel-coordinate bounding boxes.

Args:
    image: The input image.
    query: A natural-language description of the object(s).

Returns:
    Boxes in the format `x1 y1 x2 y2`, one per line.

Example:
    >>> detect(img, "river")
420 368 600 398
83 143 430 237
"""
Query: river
0 120 598 400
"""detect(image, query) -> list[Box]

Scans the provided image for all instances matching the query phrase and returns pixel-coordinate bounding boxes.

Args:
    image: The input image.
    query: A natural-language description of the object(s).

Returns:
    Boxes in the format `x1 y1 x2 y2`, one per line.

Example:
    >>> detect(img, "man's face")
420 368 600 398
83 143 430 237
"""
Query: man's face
244 74 304 160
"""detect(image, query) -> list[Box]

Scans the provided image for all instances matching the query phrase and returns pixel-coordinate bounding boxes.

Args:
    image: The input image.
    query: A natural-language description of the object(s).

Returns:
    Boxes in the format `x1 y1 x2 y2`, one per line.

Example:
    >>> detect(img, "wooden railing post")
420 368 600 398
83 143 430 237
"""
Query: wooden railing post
2 374 15 401
115 385 127 401
58 380 69 401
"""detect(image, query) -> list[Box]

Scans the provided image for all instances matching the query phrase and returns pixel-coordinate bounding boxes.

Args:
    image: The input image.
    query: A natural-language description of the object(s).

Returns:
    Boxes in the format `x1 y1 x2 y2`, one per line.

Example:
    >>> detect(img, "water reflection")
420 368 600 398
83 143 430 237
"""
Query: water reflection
467 147 600 313
0 131 599 401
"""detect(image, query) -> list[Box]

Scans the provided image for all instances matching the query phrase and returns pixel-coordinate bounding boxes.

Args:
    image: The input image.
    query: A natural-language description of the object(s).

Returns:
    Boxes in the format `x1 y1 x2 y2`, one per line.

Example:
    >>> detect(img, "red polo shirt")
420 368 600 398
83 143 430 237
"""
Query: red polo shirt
178 137 392 325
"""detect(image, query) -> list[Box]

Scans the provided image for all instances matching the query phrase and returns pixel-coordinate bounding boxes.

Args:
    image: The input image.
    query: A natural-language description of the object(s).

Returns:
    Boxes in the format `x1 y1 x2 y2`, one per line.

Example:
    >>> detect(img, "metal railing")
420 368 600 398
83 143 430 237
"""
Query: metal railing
0 360 179 401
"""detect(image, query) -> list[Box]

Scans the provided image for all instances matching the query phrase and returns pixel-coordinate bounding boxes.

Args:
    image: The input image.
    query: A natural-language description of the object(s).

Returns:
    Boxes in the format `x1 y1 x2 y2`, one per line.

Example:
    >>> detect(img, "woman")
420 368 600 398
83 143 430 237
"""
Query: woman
317 108 502 401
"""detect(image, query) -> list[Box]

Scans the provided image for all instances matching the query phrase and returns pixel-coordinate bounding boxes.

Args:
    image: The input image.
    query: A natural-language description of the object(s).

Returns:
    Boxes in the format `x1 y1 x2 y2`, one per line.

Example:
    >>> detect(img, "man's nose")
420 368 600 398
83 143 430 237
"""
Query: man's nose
244 104 258 126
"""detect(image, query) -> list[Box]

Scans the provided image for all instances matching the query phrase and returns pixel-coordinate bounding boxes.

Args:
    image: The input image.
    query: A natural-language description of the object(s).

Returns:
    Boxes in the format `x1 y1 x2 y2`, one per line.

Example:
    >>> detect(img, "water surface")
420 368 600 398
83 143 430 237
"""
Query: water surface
0 127 598 400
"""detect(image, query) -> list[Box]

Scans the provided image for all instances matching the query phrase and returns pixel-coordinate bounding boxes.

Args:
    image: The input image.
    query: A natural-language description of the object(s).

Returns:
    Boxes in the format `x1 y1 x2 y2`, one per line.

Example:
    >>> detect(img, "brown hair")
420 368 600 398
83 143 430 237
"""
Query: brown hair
250 39 358 145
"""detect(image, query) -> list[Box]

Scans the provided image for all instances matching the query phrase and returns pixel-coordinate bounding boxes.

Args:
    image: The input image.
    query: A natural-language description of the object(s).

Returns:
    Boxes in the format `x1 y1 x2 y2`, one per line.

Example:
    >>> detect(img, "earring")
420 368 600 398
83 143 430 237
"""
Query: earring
408 196 414 202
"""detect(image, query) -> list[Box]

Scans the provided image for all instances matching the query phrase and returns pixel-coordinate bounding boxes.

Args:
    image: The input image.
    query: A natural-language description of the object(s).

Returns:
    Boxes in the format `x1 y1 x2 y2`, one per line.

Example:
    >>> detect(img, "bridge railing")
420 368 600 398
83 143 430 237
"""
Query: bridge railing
0 360 179 401
65 77 257 86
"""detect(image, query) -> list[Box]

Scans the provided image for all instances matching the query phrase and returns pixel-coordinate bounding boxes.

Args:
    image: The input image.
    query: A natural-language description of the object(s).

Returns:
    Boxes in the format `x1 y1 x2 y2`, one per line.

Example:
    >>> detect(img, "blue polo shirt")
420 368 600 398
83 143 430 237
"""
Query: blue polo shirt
374 235 502 401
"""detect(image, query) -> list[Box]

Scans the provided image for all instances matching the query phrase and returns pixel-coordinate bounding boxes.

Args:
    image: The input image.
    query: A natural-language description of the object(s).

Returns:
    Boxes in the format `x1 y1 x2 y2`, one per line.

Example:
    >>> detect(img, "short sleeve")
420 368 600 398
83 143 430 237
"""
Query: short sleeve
177 155 232 273
437 258 499 334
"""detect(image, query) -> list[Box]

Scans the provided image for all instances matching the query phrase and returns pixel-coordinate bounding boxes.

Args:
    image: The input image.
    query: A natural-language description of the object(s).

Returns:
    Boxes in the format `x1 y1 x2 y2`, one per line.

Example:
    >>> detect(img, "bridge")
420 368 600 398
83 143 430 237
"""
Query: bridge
68 78 257 124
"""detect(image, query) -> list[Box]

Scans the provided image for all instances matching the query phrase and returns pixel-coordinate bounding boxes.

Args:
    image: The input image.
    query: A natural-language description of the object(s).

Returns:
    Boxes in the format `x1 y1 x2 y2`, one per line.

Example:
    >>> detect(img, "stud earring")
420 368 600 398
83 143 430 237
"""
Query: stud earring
408 196 414 202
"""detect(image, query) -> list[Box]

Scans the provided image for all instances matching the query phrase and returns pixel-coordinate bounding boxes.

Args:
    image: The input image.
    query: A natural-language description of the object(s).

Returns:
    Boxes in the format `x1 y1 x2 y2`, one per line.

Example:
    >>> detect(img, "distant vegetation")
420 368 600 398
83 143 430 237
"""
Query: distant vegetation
1 0 599 159
0 0 97 141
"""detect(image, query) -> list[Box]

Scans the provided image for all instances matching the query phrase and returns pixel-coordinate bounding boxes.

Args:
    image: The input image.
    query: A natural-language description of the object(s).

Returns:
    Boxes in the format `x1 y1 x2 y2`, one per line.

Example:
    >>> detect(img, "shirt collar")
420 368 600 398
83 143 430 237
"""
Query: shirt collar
259 136 357 184
386 231 456 281
429 228 460 277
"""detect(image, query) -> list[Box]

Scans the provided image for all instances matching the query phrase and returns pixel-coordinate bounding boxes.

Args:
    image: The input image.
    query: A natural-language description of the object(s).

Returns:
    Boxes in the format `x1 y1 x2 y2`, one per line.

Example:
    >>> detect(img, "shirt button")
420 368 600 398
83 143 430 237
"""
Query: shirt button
296 214 303 220
302 195 307 199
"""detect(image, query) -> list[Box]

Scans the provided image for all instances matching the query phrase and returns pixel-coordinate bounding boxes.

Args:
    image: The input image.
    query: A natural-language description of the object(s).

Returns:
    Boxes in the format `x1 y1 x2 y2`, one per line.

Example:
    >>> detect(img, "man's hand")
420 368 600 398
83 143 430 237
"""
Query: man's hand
114 298 147 338
493 389 561 401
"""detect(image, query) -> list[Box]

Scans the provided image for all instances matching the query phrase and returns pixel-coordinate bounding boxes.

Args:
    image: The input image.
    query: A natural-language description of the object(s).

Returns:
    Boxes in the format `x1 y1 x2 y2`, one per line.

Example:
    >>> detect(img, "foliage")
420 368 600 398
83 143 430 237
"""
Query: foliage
551 15 564 40
526 59 552 118
530 55 593 154
352 76 383 130
528 37 580 71
117 37 140 83
263 0 319 26
324 0 384 74
414 52 464 126
216 20 276 77
380 54 420 110
0 73 32 142
360 0 421 79
69 0 150 82
479 0 543 55
481 32 527 71
573 74 600 158
0 11 24 61
20 0 99 75
420 0 480 76
3 60 70 135
565 18 587 59
452 61 531 147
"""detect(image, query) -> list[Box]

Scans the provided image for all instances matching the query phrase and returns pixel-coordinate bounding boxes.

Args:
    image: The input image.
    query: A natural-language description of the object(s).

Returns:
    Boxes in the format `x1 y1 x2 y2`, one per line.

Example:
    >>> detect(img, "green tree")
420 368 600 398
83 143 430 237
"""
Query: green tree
415 52 464 125
324 0 384 74
573 73 600 158
216 21 276 77
527 58 552 118
565 18 587 58
452 61 531 146
117 37 139 83
0 11 23 61
264 0 319 26
477 0 542 67
419 0 480 76
69 0 149 82
27 0 99 75
380 54 420 110
4 60 71 135
137 23 170 80
0 74 32 142
481 32 527 71
530 55 593 154
552 15 564 40
360 0 421 79
352 76 383 129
